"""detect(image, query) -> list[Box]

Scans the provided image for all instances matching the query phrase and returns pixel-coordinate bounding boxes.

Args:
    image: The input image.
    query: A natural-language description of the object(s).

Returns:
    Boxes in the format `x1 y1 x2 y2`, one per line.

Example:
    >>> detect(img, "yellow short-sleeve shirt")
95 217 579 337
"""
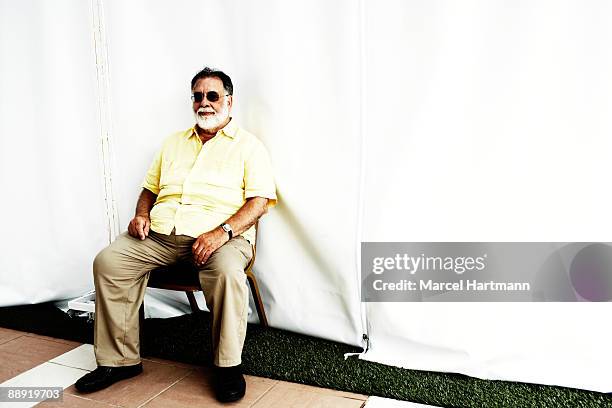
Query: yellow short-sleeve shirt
142 120 277 243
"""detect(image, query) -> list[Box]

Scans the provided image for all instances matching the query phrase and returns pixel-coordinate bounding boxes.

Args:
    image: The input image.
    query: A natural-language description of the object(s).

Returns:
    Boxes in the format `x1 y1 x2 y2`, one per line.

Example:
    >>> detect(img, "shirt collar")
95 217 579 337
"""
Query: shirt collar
220 118 238 138
189 118 238 140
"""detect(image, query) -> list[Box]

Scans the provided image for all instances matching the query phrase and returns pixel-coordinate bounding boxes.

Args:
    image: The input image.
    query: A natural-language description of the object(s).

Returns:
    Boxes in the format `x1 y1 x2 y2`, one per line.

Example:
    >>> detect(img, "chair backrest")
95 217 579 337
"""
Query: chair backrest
244 220 258 271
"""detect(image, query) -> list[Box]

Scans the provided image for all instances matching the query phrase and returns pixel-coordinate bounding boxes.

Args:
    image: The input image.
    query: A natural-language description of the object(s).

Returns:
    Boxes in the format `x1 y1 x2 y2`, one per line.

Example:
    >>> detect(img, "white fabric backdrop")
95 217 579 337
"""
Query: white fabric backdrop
361 0 612 393
0 0 611 393
0 0 110 305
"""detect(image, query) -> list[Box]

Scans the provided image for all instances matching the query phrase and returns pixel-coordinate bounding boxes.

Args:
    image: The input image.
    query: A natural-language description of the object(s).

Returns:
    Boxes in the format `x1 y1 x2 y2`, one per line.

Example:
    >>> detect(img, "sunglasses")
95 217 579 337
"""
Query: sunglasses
191 91 229 103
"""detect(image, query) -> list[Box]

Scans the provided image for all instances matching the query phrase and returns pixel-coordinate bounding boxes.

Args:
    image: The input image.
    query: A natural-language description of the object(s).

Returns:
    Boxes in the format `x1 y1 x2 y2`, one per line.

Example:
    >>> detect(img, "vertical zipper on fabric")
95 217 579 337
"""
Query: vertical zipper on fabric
355 0 370 354
91 0 120 243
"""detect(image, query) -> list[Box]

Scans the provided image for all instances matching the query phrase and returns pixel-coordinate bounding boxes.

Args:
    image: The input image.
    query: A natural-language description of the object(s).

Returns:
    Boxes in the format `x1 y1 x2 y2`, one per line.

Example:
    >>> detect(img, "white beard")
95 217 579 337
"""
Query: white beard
194 100 230 131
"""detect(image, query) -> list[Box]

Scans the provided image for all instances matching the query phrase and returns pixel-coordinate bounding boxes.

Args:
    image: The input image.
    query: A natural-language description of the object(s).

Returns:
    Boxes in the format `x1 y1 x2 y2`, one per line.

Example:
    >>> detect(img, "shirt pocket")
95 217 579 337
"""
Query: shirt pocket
201 159 244 189
160 160 191 188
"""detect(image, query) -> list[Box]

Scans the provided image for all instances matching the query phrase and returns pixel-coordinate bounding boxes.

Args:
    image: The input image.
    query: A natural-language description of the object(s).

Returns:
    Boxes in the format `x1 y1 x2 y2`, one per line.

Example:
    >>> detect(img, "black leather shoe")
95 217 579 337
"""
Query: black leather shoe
75 363 143 393
214 365 246 403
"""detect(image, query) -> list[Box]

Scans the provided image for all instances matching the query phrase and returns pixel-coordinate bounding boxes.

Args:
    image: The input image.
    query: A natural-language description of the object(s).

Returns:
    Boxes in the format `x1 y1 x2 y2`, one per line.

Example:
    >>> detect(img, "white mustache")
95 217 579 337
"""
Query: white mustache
197 107 216 114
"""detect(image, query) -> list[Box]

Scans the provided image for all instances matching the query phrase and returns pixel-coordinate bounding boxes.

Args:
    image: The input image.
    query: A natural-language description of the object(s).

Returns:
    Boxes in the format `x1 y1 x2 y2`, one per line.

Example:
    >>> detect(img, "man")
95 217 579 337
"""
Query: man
75 67 277 403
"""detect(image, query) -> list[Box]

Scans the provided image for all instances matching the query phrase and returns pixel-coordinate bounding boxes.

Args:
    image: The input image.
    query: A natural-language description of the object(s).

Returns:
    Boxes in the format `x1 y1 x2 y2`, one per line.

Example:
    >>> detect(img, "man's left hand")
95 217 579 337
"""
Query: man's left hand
192 227 229 266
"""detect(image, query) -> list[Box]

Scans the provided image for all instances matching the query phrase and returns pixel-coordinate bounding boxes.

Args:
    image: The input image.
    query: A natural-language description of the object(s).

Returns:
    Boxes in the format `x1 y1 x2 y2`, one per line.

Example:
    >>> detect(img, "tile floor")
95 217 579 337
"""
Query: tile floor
0 327 379 408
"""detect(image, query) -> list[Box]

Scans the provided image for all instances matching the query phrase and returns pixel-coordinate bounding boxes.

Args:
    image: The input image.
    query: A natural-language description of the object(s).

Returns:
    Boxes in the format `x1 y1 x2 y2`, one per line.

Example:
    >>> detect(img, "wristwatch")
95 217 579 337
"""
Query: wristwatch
220 223 233 239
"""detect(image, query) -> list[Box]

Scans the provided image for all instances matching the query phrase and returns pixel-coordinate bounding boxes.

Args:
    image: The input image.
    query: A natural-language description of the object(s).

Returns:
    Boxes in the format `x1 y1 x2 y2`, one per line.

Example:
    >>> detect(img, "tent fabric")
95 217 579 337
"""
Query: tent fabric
0 0 110 305
361 0 612 393
1 0 611 393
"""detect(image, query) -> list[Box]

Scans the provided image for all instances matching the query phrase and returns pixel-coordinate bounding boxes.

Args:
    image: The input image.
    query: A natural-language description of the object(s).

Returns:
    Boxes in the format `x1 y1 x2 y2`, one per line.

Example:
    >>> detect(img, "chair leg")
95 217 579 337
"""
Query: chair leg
139 302 146 357
246 271 268 327
185 291 201 313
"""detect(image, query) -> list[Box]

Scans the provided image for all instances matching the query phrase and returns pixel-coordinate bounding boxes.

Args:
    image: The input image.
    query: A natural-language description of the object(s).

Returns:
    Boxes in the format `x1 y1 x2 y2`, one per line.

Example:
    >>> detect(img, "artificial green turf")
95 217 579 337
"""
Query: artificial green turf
0 304 609 408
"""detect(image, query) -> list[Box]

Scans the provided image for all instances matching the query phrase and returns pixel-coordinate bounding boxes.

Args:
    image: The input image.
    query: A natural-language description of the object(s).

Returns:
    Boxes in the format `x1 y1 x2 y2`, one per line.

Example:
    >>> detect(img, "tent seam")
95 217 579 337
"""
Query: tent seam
91 0 120 244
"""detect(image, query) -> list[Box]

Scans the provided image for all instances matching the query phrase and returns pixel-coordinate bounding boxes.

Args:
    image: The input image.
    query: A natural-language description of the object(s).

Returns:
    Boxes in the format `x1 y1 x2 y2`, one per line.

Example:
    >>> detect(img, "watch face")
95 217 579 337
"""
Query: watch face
222 224 231 232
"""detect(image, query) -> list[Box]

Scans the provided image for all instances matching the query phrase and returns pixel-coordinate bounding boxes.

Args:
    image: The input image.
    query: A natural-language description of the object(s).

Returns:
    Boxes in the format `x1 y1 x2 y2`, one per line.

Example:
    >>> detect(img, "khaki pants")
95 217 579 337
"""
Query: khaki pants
92 230 253 368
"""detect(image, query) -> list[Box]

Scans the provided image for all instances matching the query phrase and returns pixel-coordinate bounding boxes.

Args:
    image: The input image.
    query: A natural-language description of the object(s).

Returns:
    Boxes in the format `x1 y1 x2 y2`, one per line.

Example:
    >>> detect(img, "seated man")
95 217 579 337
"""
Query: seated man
75 67 277 403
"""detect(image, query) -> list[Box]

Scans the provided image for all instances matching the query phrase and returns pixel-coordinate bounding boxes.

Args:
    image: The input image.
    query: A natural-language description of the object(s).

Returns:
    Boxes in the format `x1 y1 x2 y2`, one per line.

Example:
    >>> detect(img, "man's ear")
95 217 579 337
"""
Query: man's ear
227 95 233 110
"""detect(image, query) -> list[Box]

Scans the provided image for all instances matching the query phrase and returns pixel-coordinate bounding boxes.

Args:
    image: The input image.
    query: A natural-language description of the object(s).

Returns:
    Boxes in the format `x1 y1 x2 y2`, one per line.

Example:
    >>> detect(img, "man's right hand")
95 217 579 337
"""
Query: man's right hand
128 215 151 240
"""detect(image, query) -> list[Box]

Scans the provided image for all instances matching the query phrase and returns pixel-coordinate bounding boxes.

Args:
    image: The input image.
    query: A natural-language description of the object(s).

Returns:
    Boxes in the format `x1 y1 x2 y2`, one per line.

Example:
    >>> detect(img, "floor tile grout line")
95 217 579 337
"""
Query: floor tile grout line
348 396 370 402
248 380 369 406
248 381 368 408
16 332 82 350
140 357 197 370
247 379 280 407
0 334 25 346
281 381 368 401
135 368 195 408
65 391 124 407
22 333 82 347
0 334 31 348
336 392 370 402
48 360 91 373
